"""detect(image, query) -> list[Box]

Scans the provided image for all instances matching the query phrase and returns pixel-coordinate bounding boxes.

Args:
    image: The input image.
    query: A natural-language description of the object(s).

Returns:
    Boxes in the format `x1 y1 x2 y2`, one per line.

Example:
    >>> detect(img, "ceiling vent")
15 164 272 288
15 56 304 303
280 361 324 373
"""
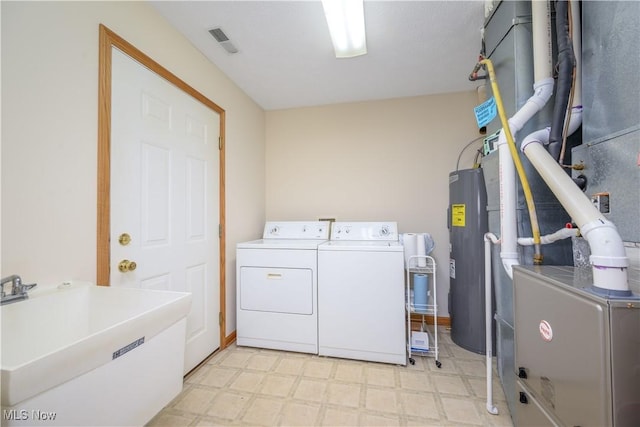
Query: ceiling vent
208 27 239 54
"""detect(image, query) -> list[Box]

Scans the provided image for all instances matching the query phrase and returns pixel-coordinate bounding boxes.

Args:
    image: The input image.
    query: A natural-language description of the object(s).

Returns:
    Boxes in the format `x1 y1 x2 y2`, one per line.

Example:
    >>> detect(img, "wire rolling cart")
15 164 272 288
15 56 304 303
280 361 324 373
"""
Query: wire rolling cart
406 255 441 367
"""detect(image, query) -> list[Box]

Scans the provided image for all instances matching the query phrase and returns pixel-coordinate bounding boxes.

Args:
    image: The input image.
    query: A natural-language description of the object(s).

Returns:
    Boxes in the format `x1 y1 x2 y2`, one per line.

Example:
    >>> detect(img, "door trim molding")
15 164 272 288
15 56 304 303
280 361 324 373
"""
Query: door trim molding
97 24 227 348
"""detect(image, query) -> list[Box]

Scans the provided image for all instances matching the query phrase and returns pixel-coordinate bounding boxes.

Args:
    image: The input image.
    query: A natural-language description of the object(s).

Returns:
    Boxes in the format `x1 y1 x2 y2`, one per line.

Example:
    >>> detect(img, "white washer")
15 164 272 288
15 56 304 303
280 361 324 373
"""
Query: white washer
236 221 330 354
318 221 406 365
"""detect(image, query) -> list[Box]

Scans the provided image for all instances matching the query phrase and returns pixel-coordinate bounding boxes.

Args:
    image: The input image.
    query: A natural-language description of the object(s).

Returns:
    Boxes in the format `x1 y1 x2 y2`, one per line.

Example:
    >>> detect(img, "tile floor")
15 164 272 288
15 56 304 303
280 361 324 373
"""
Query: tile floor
148 330 514 426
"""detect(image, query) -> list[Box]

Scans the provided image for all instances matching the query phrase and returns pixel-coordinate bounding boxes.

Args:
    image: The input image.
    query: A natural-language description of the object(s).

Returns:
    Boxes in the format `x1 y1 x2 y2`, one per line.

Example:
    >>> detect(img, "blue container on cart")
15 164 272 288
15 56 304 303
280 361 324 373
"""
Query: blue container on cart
413 273 429 312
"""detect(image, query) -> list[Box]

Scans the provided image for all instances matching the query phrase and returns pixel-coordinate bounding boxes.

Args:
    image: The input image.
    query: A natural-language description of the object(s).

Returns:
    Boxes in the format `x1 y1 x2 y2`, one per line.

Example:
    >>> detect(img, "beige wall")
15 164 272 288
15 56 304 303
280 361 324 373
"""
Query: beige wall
265 92 482 315
1 0 484 327
1 1 266 334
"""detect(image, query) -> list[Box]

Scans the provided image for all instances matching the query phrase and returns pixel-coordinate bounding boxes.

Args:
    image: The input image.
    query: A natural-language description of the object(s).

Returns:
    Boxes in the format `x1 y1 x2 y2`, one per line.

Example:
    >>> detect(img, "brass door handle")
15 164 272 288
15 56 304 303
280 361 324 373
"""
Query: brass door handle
118 233 132 246
118 260 137 272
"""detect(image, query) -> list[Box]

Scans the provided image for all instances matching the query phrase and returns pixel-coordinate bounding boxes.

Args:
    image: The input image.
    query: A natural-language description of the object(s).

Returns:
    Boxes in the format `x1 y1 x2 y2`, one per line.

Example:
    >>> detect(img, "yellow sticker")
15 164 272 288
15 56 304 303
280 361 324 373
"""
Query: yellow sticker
452 204 466 227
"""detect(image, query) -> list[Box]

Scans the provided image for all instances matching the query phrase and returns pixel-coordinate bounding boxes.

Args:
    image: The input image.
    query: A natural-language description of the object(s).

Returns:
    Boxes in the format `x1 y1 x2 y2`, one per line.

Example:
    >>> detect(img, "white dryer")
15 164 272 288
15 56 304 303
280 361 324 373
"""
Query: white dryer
236 221 330 354
318 221 406 365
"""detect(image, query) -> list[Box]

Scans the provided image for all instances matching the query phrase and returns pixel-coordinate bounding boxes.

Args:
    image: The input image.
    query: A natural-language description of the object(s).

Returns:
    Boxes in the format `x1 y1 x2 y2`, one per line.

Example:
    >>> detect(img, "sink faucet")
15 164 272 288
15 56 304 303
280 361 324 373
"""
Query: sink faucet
1 275 38 305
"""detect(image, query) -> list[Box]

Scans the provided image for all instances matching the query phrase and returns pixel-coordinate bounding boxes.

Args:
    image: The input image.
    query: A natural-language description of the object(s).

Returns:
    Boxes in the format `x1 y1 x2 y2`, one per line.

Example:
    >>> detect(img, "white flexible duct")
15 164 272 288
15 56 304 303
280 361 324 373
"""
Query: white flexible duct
518 226 579 246
521 137 630 292
484 233 500 415
498 0 554 278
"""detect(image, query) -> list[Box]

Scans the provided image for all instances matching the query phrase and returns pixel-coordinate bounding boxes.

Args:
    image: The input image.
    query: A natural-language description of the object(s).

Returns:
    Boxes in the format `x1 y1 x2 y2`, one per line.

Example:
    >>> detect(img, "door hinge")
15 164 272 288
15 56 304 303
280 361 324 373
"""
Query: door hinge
219 312 223 326
218 136 223 150
219 224 222 237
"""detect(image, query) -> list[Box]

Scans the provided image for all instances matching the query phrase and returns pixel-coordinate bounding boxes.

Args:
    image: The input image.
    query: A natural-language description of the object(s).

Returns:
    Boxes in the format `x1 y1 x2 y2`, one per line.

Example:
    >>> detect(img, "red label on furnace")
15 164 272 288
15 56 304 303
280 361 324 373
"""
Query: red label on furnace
539 320 553 342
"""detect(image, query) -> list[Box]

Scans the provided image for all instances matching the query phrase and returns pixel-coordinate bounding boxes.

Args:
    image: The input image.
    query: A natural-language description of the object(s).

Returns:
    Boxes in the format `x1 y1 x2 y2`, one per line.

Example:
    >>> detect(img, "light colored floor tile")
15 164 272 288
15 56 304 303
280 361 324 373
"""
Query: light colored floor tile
259 374 296 397
439 330 455 344
448 344 485 361
456 359 487 377
198 366 239 388
205 352 226 366
278 402 321 426
399 390 439 419
185 364 211 385
365 387 400 414
303 359 334 379
442 396 484 425
206 390 250 420
467 376 507 401
426 357 457 374
275 357 306 376
173 387 217 414
359 412 401 426
406 352 429 371
147 411 195 426
152 330 514 427
365 366 396 387
241 396 283 426
433 374 471 396
247 353 279 371
228 371 265 393
486 409 516 427
334 362 364 383
405 419 444 427
472 398 514 426
320 407 359 426
193 415 230 427
435 342 454 358
219 351 253 368
326 382 361 408
399 370 435 392
293 378 327 402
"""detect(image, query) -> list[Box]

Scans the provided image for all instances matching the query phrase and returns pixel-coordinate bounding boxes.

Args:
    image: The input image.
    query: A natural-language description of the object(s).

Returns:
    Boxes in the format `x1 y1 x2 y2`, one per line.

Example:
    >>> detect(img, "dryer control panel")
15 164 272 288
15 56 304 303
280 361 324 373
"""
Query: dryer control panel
263 221 330 239
330 222 399 241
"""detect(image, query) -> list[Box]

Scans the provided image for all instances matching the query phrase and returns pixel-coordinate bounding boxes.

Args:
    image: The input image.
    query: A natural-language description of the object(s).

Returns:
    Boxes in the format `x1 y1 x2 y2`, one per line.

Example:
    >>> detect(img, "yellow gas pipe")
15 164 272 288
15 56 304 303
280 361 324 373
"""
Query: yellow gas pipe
479 58 543 263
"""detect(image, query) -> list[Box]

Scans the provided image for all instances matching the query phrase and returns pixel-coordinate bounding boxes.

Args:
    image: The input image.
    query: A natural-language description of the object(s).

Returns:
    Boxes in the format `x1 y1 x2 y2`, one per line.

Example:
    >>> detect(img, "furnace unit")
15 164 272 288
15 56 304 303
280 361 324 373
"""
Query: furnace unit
513 266 640 427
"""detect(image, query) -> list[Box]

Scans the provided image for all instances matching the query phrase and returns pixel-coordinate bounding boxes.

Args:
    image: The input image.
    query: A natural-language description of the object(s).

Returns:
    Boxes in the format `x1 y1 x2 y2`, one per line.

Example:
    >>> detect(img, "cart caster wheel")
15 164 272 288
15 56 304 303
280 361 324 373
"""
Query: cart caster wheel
409 358 415 365
435 360 442 368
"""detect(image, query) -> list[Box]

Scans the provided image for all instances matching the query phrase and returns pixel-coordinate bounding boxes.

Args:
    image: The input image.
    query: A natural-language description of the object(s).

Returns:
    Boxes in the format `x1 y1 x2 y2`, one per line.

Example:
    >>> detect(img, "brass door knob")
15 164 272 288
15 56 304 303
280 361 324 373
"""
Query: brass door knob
118 233 132 246
118 260 137 272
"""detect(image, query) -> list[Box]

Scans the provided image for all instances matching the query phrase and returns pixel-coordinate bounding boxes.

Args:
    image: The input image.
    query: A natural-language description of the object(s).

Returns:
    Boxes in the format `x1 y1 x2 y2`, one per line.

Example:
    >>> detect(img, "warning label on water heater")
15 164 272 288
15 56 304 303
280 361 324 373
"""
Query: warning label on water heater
451 204 466 227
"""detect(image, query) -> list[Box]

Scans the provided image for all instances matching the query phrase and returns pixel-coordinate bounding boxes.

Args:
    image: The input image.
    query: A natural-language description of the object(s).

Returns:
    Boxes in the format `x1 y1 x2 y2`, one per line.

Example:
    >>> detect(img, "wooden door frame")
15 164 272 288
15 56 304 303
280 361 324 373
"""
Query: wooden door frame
97 24 227 349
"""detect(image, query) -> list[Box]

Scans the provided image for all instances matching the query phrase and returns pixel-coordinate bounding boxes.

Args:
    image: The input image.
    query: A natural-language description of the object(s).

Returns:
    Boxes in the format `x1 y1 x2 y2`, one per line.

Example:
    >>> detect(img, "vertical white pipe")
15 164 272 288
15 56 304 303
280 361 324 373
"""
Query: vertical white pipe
569 0 582 107
566 0 583 136
532 0 553 81
498 141 518 278
497 0 554 277
485 233 499 415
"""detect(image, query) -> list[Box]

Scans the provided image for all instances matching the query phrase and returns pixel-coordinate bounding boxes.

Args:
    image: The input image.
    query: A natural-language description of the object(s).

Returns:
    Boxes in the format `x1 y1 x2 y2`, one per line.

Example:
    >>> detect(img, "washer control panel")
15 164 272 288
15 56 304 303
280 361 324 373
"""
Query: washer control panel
330 222 399 241
263 221 331 239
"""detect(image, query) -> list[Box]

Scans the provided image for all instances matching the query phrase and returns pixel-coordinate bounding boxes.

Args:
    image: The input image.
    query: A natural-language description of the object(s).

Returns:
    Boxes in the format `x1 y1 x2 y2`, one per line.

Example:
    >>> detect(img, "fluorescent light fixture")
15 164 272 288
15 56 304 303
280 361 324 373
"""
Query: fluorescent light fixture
322 0 367 58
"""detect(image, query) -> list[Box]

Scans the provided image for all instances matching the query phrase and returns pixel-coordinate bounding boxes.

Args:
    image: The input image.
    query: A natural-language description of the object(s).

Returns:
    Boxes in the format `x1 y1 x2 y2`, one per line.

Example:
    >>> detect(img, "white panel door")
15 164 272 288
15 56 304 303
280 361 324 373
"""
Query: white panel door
110 48 220 373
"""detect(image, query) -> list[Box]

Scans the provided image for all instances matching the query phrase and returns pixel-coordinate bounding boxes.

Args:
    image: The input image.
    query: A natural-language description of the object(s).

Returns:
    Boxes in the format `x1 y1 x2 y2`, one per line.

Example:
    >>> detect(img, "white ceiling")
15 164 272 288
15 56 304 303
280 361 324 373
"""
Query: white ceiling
150 1 487 110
